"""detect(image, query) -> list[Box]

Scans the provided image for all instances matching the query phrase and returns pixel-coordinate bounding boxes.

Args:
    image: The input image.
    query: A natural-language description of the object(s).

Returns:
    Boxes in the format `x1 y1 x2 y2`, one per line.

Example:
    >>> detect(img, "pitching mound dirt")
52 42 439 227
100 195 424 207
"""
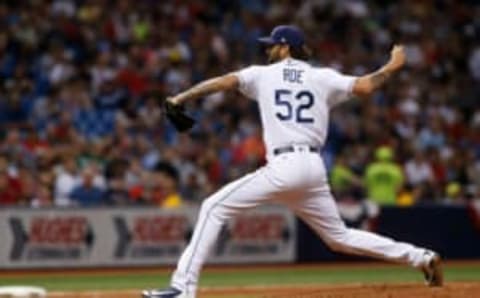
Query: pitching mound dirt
48 282 480 298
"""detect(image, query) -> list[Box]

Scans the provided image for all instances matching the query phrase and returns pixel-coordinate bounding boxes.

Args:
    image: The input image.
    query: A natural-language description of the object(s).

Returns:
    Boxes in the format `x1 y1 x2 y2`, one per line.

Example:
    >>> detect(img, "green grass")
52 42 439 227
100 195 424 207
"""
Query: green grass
0 263 479 291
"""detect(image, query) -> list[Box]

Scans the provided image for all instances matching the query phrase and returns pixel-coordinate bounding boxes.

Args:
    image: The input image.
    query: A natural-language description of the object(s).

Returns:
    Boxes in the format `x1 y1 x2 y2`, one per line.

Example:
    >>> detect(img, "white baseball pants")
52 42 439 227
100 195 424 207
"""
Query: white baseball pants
171 145 428 296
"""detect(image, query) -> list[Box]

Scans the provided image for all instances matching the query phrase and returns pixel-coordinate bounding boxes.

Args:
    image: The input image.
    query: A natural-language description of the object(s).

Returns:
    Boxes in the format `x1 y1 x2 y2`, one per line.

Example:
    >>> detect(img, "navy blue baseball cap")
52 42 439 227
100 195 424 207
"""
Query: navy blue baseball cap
258 25 305 48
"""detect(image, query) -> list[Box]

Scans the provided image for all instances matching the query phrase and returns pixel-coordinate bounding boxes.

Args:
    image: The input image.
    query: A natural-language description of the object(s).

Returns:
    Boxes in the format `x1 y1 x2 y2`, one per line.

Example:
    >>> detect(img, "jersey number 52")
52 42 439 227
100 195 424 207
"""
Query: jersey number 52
275 89 314 123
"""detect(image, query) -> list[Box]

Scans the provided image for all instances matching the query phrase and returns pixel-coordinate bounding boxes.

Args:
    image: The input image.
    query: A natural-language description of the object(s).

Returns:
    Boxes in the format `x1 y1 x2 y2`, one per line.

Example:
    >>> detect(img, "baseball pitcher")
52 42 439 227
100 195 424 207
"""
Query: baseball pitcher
143 25 443 298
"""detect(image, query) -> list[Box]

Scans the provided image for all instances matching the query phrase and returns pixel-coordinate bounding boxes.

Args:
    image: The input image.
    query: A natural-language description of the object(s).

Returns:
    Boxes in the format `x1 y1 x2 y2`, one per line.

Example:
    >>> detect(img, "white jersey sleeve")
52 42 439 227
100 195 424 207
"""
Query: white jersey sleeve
234 66 262 100
316 68 357 108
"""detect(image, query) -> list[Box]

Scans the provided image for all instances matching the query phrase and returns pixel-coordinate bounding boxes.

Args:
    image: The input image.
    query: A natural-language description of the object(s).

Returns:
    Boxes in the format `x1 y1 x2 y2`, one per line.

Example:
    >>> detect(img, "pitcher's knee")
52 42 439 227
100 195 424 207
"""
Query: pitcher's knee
199 198 216 216
199 197 229 221
324 231 350 253
200 198 214 211
325 239 345 253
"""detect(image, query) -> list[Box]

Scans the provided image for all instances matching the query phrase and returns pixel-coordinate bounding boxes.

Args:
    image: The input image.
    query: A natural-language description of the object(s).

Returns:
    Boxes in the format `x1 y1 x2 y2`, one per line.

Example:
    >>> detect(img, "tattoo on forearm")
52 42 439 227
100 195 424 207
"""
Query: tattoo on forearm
369 70 390 90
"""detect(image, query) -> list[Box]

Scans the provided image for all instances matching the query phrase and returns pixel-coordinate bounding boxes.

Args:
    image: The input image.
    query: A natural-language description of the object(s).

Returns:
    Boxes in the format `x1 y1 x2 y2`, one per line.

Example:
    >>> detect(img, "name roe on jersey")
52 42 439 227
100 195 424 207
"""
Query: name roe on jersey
283 68 304 84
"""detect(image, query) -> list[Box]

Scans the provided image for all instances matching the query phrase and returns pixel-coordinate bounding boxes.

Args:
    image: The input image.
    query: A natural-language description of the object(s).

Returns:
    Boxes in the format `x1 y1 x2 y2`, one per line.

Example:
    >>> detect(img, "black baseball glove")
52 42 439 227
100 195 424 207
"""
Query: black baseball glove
164 100 195 132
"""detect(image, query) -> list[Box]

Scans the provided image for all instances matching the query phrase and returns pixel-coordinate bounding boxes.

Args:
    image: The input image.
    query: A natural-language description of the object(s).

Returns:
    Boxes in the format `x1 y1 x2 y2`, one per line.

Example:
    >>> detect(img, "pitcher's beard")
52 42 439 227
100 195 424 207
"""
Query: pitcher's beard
267 55 280 63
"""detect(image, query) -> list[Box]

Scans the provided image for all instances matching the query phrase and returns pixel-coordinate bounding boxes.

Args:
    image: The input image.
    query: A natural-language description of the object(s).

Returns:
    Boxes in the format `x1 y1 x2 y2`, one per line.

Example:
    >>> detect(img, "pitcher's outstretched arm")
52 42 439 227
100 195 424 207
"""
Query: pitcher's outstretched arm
352 45 406 97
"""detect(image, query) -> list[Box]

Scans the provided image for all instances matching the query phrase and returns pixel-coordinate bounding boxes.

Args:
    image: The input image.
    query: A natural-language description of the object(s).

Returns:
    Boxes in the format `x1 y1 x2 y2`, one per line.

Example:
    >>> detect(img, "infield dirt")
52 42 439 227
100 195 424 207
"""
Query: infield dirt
48 282 480 298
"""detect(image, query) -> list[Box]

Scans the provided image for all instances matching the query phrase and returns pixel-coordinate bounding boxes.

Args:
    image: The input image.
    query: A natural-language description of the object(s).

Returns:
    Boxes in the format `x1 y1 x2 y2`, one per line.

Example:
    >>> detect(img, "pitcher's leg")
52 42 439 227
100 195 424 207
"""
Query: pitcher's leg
291 189 428 268
171 169 275 296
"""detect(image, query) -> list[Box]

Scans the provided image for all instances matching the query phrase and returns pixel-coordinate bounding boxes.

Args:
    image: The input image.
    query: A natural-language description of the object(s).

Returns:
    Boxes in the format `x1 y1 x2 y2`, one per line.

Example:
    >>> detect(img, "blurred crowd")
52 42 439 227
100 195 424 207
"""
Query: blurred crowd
0 0 479 208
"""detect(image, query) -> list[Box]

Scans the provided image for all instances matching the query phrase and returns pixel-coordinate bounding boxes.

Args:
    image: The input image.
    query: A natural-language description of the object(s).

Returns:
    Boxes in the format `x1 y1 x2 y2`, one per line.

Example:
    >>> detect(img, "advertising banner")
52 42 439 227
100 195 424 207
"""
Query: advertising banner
0 206 296 268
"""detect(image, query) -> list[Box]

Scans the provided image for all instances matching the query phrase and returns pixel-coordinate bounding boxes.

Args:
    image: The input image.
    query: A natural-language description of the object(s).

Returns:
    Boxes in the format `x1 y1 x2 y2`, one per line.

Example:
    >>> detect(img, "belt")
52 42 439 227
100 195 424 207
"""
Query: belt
273 145 319 156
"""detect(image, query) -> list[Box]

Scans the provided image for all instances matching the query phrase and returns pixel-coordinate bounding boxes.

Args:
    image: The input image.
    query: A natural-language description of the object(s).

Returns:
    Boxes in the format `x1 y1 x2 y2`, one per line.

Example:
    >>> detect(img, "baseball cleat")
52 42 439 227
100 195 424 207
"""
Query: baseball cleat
421 250 443 287
142 287 188 298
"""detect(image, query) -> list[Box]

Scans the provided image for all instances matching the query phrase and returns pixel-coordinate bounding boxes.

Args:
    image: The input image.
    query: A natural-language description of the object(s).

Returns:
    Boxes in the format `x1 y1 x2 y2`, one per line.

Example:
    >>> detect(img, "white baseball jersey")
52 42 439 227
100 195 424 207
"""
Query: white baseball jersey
235 58 356 155
170 57 431 298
